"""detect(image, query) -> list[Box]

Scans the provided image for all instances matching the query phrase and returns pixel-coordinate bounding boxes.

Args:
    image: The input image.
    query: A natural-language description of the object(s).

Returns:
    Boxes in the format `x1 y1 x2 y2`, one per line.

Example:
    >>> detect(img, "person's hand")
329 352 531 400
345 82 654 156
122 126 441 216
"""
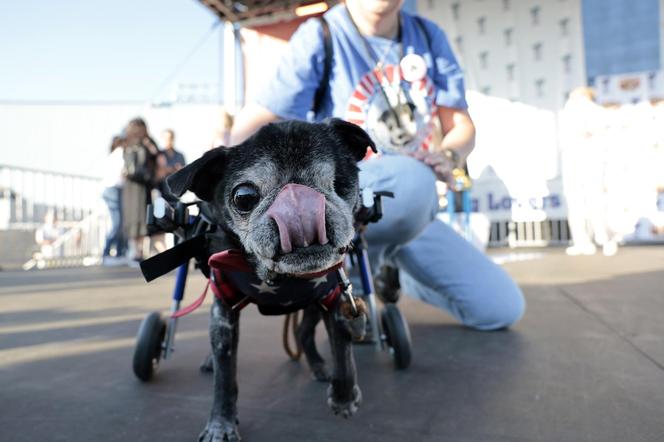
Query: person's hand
408 150 455 187
143 137 159 155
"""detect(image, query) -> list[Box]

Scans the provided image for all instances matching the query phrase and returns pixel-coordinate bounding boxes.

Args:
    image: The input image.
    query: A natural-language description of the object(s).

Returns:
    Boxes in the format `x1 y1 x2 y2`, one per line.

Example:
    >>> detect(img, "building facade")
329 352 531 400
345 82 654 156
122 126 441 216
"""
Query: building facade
583 0 664 104
421 0 664 108
421 0 587 110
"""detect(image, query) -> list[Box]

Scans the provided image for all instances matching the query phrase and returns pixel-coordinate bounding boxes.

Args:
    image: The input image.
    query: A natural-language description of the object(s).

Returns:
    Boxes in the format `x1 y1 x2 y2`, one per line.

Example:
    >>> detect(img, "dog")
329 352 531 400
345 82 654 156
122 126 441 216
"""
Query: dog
167 118 376 442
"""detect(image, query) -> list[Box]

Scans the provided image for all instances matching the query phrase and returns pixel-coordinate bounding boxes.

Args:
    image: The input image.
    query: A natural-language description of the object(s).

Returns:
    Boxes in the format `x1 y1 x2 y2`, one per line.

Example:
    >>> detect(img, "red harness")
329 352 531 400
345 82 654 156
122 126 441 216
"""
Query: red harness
172 250 343 318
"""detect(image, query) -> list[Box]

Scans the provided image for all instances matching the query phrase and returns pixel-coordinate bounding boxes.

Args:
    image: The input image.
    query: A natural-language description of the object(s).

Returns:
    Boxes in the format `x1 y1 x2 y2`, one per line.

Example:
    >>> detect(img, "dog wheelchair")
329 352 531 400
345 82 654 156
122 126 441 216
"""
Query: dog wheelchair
132 188 413 382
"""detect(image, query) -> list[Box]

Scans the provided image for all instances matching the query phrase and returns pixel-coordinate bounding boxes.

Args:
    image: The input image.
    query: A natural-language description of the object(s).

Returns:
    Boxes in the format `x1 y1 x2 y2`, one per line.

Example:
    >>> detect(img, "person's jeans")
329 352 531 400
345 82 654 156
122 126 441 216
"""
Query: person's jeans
359 155 525 330
102 186 126 257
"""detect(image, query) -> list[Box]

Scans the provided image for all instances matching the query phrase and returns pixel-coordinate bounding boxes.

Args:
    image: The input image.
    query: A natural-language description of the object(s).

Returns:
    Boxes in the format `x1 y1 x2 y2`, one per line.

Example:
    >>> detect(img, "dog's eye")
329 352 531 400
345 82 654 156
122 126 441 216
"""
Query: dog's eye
232 184 260 213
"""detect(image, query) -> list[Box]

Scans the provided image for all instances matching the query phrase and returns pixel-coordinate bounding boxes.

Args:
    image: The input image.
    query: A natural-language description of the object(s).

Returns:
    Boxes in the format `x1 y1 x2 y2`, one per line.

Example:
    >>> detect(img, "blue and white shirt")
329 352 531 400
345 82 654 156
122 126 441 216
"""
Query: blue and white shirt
256 4 468 154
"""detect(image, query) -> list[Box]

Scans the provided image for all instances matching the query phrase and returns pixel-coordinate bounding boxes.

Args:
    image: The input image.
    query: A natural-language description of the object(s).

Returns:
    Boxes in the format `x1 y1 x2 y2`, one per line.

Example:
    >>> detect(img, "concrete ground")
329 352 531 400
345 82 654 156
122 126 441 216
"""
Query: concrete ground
1 247 663 442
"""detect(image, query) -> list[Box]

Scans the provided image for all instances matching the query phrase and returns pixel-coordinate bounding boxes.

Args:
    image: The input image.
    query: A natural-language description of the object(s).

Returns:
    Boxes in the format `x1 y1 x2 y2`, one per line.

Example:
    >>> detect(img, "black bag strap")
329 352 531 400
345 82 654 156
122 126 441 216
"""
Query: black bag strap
413 16 437 78
311 16 333 117
311 15 435 116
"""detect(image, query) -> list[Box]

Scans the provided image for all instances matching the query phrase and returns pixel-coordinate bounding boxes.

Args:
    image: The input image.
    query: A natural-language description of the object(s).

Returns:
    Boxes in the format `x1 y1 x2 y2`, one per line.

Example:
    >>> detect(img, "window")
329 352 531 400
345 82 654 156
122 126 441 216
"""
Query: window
533 42 543 61
455 36 464 53
506 63 515 81
479 51 489 69
562 54 572 74
559 18 570 36
535 78 545 98
451 2 460 20
504 28 513 46
477 16 486 34
530 6 541 25
502 0 510 11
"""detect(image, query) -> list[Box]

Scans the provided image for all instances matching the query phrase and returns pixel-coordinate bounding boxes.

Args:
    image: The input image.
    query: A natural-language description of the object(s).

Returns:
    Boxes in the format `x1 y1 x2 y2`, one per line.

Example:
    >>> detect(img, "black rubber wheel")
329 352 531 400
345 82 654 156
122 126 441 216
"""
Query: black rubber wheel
133 312 167 381
381 304 412 369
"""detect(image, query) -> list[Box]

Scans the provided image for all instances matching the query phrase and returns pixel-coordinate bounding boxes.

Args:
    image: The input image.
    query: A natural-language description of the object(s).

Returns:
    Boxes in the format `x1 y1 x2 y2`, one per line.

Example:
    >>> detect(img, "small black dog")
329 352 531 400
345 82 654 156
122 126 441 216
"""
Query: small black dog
167 118 376 442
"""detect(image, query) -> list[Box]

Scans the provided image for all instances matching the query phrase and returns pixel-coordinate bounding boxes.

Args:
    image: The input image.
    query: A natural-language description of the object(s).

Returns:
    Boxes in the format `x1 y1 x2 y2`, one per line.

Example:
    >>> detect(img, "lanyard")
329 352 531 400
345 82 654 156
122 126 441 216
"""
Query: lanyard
345 6 409 130
345 6 403 70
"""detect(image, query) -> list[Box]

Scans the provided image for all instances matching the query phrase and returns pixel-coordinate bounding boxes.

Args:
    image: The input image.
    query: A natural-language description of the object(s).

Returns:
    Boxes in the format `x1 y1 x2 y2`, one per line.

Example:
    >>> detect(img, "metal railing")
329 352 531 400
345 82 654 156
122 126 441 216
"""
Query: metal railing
0 164 102 229
487 219 571 248
22 207 110 270
0 164 108 269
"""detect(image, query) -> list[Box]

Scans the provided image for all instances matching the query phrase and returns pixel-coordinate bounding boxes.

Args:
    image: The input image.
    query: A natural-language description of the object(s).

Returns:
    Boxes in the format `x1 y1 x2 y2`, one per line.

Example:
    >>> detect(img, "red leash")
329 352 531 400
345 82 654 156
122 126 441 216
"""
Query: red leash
171 250 249 319
172 281 210 319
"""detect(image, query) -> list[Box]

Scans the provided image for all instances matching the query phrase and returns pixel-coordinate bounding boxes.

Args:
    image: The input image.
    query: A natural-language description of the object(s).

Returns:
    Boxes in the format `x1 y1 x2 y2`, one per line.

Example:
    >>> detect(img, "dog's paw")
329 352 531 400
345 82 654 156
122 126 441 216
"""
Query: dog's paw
199 352 214 373
198 419 241 442
327 384 362 418
310 362 331 382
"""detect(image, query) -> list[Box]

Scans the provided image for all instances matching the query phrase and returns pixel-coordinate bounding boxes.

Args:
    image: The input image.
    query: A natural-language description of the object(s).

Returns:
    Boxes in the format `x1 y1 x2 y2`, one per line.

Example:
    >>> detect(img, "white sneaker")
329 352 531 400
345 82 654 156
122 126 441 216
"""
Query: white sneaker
566 244 597 256
602 241 618 257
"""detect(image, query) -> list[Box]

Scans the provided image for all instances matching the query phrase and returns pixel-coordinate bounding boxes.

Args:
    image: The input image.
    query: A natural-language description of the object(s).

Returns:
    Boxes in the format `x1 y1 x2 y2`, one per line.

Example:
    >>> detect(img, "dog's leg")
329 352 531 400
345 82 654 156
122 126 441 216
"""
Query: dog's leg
322 307 362 418
199 352 214 373
199 299 241 442
297 304 329 382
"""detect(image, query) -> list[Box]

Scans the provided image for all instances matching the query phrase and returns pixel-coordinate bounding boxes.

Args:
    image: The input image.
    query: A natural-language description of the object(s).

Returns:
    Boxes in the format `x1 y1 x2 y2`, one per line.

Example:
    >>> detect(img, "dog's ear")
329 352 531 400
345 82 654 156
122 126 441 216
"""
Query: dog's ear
166 147 226 201
325 118 377 162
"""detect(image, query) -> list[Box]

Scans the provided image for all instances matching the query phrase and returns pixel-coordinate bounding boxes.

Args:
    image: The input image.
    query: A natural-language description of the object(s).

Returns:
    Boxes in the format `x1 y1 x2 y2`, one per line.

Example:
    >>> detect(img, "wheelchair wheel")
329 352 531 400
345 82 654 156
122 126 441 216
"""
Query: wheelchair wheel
133 311 167 382
381 304 412 369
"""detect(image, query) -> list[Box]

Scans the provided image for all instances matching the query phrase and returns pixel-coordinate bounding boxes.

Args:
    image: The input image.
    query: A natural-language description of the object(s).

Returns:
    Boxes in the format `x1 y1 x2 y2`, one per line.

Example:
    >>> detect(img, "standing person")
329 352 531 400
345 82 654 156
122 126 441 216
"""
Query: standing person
561 87 617 256
150 129 187 253
122 118 158 265
156 129 186 202
159 129 186 173
230 0 524 330
101 135 127 265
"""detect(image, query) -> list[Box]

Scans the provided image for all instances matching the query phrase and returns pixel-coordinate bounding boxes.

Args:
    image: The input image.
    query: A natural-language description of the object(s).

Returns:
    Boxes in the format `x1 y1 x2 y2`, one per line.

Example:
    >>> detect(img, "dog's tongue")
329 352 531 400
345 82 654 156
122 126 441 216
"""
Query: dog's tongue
266 183 328 254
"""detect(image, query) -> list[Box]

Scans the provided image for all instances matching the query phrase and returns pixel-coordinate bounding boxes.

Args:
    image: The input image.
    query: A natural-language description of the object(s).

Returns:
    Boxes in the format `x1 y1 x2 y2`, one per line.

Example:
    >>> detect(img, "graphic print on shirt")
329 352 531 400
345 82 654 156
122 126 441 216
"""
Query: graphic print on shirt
345 63 437 154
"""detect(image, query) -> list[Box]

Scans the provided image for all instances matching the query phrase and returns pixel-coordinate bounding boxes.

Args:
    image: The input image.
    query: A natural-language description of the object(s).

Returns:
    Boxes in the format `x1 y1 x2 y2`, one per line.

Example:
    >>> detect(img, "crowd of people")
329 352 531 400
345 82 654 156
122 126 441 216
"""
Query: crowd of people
100 118 186 267
561 88 664 256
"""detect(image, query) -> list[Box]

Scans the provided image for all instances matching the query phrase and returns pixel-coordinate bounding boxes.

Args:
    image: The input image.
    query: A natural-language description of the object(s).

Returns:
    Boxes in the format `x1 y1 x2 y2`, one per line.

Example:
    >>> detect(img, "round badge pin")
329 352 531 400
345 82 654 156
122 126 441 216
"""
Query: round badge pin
400 54 427 82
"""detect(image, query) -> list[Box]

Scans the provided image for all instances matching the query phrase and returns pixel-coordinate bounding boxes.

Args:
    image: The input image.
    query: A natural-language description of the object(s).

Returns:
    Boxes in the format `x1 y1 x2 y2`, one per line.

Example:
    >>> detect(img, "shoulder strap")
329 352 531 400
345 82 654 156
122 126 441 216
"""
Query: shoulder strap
412 16 437 78
312 16 333 118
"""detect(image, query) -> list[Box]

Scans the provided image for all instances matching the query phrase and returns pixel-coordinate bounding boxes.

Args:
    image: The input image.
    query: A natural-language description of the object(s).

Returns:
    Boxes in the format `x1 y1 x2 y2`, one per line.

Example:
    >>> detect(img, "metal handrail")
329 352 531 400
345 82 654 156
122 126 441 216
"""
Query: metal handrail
22 206 109 270
0 164 102 229
0 163 100 181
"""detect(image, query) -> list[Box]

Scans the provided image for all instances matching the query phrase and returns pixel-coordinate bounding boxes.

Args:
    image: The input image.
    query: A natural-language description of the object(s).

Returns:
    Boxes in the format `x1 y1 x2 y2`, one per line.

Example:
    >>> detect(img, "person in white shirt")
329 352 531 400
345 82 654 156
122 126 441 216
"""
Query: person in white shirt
101 135 127 264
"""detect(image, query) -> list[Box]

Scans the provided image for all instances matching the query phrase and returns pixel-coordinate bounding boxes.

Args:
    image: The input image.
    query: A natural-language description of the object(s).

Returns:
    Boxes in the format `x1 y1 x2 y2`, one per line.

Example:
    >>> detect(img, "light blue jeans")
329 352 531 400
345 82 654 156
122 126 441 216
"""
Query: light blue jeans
359 155 525 330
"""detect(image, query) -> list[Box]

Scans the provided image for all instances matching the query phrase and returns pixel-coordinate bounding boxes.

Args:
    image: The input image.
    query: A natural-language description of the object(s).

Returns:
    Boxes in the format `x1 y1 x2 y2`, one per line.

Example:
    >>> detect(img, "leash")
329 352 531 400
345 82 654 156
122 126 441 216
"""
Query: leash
282 311 303 361
171 281 210 319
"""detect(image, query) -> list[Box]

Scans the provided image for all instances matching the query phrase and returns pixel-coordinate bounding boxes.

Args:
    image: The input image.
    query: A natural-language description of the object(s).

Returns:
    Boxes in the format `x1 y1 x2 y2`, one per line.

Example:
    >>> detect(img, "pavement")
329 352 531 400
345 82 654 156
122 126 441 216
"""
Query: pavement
1 247 664 442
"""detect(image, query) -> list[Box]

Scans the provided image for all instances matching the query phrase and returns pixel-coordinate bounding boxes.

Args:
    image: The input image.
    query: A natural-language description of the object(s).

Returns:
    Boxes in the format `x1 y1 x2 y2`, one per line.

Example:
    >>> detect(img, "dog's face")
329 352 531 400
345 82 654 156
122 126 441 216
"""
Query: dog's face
167 119 376 281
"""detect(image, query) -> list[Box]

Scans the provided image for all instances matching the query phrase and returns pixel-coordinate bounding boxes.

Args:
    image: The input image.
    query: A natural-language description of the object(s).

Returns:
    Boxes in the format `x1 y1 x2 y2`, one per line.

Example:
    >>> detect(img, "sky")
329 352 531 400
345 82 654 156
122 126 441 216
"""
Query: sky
0 0 221 103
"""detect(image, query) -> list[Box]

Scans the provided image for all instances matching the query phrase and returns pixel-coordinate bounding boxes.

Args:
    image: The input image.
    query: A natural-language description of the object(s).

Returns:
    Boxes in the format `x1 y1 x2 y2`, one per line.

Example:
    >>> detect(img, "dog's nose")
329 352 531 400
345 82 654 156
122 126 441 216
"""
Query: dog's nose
266 183 328 254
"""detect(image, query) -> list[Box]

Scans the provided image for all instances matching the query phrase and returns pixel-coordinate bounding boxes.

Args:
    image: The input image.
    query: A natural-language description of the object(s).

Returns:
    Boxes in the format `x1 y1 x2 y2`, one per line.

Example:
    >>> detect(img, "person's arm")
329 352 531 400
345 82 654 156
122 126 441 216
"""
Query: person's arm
231 18 327 145
438 106 476 163
230 103 280 145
